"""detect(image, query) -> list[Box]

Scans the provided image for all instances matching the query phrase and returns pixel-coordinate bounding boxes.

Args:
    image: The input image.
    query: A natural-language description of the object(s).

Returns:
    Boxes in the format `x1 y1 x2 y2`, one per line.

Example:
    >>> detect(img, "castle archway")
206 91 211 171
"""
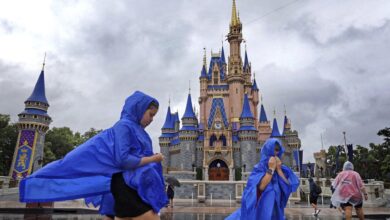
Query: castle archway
208 159 229 181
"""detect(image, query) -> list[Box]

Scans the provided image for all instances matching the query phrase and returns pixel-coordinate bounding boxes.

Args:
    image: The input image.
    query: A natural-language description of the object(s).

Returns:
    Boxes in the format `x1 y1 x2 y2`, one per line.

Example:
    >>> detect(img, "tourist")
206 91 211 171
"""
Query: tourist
20 91 168 220
226 138 300 220
309 177 321 216
331 161 368 220
167 184 175 208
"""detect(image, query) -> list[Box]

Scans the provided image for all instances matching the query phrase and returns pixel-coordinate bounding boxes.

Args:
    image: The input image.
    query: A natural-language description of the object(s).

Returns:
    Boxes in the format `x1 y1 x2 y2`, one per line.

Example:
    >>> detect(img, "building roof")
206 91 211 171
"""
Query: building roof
271 118 281 137
243 50 250 71
26 70 49 105
162 106 174 129
240 94 254 119
252 78 259 91
207 98 229 129
182 94 196 119
259 104 268 122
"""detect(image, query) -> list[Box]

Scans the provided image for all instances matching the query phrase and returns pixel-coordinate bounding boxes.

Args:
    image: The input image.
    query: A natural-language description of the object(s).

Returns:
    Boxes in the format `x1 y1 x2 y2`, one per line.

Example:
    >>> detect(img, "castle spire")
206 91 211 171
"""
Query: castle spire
162 104 174 129
26 56 49 105
243 46 249 71
231 0 240 26
221 44 226 64
182 93 196 119
271 117 281 137
240 93 254 119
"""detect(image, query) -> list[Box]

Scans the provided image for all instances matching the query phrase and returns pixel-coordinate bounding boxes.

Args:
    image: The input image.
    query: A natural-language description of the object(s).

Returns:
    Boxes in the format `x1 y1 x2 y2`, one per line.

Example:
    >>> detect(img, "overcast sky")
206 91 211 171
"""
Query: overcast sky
1 0 389 162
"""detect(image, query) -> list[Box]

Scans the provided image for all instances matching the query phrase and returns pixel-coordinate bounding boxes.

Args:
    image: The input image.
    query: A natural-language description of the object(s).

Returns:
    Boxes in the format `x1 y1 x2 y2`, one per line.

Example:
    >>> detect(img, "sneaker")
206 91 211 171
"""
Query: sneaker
315 209 321 215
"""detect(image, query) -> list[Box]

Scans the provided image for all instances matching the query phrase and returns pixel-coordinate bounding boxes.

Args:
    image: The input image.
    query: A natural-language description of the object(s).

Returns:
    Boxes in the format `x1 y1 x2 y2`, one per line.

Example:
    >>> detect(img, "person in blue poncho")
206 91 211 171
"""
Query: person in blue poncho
19 91 168 220
226 138 299 220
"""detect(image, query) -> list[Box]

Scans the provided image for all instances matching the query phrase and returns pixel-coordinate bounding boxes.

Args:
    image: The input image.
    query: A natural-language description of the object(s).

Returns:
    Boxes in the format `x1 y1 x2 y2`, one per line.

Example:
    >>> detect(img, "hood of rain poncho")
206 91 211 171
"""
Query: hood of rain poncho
226 138 299 220
20 91 167 212
343 161 354 171
331 161 364 207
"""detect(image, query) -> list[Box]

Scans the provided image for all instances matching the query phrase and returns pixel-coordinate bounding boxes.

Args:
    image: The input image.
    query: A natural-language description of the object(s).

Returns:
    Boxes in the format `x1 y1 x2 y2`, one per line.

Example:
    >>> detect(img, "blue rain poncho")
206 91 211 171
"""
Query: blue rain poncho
20 91 168 213
226 138 299 220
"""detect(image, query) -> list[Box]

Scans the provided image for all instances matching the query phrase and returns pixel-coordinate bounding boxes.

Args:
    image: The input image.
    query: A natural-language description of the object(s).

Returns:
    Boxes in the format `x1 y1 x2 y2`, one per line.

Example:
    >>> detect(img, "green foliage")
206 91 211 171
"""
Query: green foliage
44 127 103 164
0 114 18 176
327 127 390 181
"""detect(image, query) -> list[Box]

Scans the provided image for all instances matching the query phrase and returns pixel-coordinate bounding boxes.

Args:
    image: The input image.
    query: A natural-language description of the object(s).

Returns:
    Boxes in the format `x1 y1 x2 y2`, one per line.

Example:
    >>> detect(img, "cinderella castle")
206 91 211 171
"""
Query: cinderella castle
160 0 301 181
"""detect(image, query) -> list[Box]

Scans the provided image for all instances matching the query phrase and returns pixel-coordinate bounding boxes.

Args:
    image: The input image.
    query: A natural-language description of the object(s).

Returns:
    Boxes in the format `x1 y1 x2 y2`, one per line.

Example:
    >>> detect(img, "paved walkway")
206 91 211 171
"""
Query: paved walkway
1 194 389 219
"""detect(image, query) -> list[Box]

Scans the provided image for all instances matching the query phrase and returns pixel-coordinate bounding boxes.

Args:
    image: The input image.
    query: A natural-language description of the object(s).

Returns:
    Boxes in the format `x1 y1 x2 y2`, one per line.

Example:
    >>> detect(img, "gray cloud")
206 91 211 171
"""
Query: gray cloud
1 0 389 162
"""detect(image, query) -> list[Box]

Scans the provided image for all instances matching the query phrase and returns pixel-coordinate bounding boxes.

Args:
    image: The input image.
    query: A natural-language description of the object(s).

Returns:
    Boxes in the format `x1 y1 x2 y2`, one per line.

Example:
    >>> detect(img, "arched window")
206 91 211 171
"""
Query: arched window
209 134 217 147
219 135 227 146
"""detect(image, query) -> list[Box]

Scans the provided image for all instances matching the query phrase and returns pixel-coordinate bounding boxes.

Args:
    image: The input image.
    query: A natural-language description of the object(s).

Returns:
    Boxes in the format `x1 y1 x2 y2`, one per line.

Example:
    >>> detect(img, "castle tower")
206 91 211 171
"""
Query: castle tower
258 98 272 142
159 104 175 173
238 94 258 178
227 0 245 122
271 115 281 138
179 93 198 177
9 62 52 179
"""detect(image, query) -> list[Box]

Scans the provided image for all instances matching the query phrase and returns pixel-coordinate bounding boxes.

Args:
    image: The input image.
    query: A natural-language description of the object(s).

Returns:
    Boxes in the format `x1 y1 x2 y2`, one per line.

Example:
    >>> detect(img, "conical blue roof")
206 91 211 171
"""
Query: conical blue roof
243 50 249 71
240 94 254 119
221 46 226 64
200 65 207 78
26 70 48 104
162 106 174 129
252 79 259 91
259 104 268 122
271 118 281 137
182 94 196 118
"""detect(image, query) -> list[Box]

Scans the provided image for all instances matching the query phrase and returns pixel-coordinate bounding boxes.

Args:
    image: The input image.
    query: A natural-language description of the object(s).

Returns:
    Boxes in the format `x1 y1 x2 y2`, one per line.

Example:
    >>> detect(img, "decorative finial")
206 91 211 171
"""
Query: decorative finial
42 52 46 71
203 47 207 67
273 108 276 117
231 0 239 26
261 94 263 103
189 80 191 94
284 104 287 115
168 96 171 107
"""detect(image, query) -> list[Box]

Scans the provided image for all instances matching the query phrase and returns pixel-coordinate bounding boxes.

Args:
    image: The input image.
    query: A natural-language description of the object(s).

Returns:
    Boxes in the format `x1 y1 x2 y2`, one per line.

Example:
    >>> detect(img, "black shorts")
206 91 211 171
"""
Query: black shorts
340 201 363 209
310 196 318 205
111 172 152 217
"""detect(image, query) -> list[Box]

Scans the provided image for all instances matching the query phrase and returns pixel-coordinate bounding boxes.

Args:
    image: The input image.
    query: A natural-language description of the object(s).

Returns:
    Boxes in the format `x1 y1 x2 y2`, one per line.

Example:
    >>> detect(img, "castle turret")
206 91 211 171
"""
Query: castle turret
159 104 175 173
199 49 208 126
258 102 272 142
282 108 291 135
238 94 258 177
271 115 281 138
227 0 245 122
179 93 198 177
9 62 52 179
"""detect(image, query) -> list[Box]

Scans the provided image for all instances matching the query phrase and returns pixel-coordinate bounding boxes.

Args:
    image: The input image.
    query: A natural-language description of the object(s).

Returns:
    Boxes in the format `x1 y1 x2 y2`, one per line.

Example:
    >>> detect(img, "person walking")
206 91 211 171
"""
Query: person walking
331 161 368 220
20 91 168 220
226 138 299 220
166 184 175 208
309 177 321 216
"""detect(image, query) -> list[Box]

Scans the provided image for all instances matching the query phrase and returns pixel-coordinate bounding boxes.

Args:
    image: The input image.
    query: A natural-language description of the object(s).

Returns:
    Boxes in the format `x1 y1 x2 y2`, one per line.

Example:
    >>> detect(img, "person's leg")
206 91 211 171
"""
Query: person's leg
132 210 160 220
170 198 173 208
344 206 353 220
355 207 365 220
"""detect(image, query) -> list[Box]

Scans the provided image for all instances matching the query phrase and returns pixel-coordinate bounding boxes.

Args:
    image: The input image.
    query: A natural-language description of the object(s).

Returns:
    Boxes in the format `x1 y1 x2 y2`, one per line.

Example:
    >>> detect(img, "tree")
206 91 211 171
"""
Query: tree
44 127 76 162
0 114 18 176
